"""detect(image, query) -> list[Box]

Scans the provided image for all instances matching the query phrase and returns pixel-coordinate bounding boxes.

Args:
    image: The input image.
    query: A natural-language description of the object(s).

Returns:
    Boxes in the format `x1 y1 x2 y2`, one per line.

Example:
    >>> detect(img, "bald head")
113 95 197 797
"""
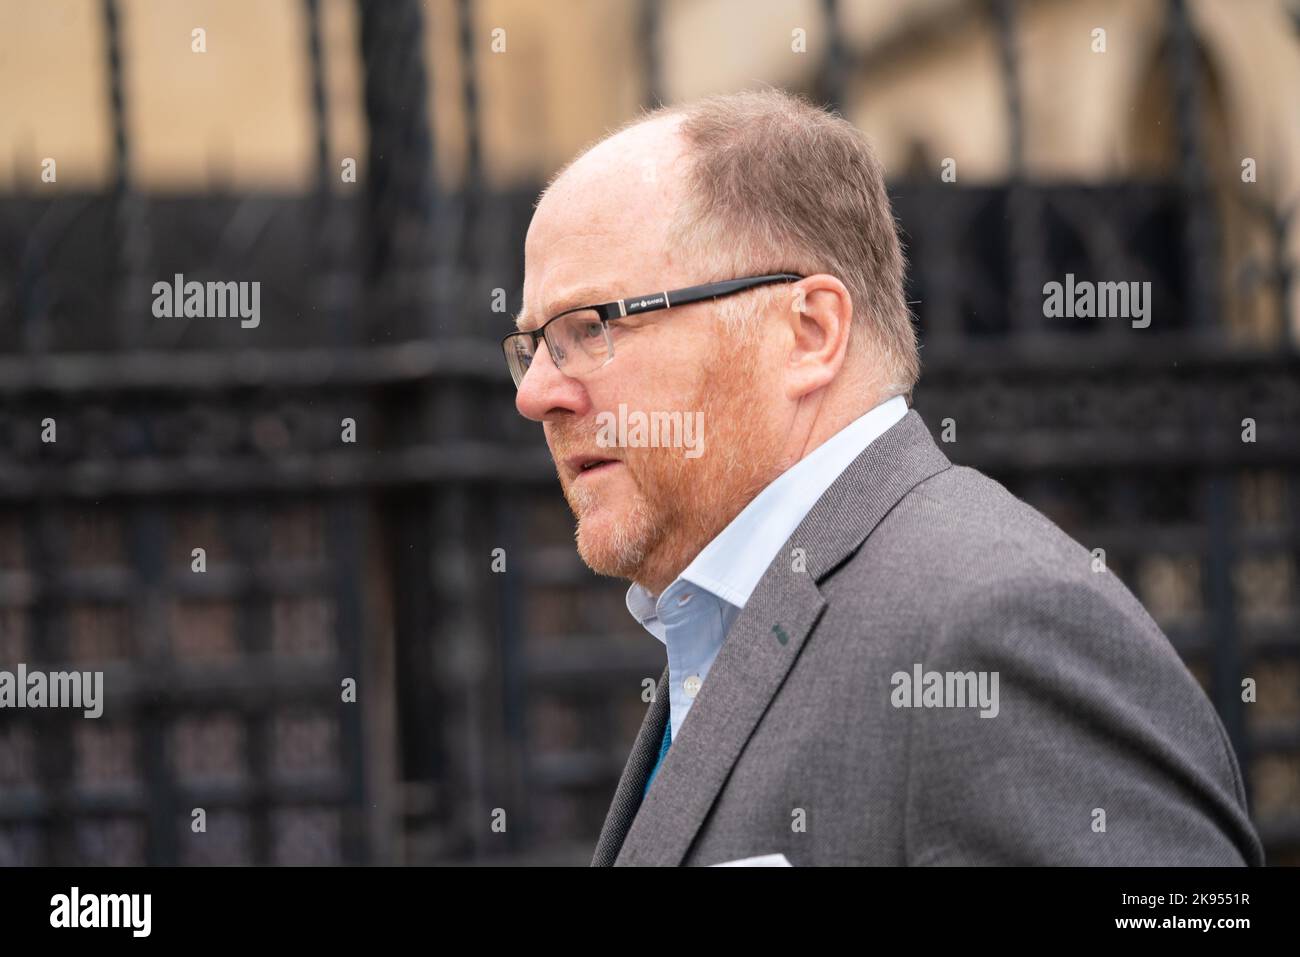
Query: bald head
539 112 688 212
521 89 916 400
519 115 694 335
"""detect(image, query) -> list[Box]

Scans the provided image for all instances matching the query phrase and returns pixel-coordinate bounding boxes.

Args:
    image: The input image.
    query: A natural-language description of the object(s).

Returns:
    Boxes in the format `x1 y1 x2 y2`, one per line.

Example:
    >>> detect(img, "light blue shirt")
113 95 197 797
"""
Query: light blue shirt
625 394 909 742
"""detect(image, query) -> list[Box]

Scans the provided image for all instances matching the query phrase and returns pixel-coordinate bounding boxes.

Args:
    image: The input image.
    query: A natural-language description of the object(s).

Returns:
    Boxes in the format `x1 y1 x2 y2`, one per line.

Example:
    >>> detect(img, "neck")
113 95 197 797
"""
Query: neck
778 376 884 474
633 454 788 596
630 381 891 596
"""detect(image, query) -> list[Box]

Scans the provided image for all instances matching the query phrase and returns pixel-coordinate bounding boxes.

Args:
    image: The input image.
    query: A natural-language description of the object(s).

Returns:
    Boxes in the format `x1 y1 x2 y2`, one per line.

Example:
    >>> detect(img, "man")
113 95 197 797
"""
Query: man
503 88 1263 866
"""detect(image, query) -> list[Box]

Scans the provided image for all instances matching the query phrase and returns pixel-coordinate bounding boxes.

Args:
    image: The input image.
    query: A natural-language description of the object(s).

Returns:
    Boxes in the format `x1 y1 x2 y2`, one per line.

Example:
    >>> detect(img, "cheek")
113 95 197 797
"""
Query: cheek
640 446 697 493
627 327 713 387
619 448 681 502
618 448 654 488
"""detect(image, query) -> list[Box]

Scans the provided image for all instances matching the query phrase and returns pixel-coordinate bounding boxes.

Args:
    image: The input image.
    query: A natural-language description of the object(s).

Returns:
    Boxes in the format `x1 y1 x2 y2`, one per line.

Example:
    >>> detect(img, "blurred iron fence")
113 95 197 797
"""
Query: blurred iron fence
0 0 1296 865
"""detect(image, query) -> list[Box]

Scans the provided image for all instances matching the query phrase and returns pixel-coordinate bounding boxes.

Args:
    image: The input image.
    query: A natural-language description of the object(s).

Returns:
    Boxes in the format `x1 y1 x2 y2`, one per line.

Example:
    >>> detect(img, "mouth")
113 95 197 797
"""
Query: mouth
566 455 622 480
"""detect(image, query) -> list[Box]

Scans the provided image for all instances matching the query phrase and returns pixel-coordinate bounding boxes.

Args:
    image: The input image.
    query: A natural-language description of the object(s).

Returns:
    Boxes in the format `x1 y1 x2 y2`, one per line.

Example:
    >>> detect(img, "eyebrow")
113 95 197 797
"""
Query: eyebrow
514 284 613 332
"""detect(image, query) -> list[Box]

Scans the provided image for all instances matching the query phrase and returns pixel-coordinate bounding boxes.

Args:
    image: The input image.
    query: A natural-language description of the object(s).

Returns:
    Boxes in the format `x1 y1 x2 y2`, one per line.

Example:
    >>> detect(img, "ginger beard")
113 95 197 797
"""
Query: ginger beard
549 330 783 591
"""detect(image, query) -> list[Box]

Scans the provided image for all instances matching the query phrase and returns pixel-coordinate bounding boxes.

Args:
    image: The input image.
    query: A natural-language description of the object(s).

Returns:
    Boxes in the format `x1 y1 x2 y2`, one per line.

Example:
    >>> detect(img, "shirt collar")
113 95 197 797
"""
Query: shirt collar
625 578 666 642
624 394 909 625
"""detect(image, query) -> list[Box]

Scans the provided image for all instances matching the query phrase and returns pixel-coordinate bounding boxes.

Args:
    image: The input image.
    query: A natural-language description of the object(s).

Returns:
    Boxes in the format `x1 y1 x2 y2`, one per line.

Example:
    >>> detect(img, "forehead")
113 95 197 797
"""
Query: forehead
517 119 689 331
517 227 678 334
513 282 613 332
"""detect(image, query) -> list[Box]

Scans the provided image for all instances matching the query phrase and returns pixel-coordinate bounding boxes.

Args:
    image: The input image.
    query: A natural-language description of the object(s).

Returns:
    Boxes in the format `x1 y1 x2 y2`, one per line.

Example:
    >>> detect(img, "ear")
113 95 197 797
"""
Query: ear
777 274 853 401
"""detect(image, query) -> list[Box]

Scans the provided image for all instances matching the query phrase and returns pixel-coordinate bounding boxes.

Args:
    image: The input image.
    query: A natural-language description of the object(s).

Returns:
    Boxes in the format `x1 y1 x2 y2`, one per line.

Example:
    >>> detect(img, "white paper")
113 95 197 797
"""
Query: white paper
708 853 793 867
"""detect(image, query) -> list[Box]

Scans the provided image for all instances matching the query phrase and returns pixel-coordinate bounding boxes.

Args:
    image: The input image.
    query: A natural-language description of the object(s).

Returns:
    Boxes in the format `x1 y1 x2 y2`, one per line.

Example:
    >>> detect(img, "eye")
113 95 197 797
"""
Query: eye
560 310 604 343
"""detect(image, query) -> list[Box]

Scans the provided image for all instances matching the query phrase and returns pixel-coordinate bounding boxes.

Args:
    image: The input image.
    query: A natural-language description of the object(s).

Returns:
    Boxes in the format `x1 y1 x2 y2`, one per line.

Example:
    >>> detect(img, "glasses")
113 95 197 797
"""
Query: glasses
502 273 804 388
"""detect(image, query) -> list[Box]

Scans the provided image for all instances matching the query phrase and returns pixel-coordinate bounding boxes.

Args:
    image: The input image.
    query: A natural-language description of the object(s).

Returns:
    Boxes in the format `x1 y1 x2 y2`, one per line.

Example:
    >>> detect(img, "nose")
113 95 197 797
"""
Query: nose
514 340 589 422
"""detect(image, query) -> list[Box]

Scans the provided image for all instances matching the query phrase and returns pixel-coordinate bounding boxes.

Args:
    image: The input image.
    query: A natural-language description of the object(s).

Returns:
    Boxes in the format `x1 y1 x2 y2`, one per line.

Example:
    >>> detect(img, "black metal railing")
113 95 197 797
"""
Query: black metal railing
0 0 1295 867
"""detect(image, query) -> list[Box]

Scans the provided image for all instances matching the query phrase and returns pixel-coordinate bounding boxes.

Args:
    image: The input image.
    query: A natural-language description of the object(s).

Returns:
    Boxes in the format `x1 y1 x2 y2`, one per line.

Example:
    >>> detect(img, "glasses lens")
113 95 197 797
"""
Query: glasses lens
549 310 608 374
504 334 534 387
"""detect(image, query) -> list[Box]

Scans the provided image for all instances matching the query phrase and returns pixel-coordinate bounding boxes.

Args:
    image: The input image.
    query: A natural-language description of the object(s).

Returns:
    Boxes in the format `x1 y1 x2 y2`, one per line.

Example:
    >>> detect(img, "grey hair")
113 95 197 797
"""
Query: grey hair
631 88 920 399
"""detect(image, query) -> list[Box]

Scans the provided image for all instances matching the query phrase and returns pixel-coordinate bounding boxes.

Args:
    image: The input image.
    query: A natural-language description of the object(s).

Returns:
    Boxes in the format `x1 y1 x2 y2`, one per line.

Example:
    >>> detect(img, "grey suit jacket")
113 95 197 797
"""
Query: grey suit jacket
591 410 1264 866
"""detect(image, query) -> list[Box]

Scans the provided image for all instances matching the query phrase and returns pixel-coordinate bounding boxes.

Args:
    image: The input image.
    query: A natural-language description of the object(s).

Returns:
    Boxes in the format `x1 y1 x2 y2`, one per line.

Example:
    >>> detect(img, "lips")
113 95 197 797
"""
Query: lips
565 454 621 479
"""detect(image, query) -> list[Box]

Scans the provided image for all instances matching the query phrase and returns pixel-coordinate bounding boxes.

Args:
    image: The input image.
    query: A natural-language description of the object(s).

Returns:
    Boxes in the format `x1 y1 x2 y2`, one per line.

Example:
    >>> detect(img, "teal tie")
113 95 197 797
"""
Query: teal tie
642 716 672 799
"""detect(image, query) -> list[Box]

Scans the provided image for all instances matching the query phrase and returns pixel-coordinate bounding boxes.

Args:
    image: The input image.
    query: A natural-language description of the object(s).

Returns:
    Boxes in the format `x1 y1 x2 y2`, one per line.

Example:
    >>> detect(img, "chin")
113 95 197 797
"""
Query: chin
576 528 633 577
575 509 652 580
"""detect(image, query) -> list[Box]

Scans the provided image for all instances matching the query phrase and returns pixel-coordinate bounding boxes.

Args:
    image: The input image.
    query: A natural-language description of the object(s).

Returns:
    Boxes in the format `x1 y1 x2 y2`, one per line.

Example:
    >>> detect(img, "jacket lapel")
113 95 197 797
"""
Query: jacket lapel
613 568 828 865
590 666 671 865
600 410 952 865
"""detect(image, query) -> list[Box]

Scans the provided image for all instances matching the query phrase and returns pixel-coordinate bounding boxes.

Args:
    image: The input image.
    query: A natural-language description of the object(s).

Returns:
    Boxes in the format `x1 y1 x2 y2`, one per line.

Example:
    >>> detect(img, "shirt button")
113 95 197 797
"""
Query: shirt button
683 675 702 697
677 592 693 606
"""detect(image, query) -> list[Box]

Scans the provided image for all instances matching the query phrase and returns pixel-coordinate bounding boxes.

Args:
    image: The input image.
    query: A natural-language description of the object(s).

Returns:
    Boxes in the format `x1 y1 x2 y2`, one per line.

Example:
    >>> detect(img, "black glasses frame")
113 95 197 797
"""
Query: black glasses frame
502 272 805 386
